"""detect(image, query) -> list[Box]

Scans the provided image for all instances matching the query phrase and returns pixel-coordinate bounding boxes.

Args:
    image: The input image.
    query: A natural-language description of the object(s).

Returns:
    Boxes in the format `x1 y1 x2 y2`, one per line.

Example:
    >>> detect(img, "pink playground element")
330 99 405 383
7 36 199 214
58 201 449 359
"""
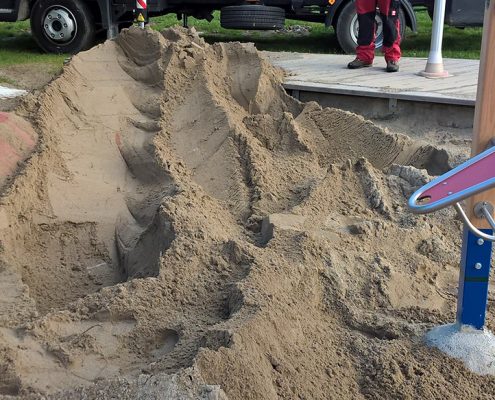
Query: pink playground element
0 112 36 147
0 112 38 188
419 149 495 204
0 139 20 177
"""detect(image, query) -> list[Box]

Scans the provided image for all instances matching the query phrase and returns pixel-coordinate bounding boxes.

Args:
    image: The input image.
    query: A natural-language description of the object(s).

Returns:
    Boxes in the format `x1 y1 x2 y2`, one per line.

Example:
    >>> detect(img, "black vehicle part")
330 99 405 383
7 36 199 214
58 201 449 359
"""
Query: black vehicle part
0 0 15 21
220 5 285 30
445 0 485 27
400 0 417 33
335 0 406 54
427 4 434 20
189 9 214 21
327 0 416 33
31 0 96 53
264 0 328 8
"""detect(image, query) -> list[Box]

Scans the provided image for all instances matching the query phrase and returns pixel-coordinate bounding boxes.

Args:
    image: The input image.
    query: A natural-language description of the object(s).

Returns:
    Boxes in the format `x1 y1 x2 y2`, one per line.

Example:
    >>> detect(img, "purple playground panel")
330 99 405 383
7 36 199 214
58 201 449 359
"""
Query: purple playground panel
409 146 495 214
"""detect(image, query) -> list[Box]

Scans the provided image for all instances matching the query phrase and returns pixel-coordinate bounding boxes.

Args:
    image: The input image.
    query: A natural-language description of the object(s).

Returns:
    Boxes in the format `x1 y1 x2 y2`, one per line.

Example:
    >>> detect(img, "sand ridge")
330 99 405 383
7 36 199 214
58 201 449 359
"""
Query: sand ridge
0 27 493 399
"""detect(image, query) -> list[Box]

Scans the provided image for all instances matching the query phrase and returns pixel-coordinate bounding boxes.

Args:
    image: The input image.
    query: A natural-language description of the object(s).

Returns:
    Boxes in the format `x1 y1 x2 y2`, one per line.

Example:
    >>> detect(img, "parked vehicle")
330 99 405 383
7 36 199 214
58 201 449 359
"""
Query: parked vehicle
411 0 485 27
0 0 416 54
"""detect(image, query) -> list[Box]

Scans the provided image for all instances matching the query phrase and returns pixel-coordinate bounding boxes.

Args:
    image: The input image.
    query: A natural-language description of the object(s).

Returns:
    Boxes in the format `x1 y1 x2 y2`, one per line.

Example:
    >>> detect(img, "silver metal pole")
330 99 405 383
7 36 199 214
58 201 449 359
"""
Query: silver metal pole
419 0 450 78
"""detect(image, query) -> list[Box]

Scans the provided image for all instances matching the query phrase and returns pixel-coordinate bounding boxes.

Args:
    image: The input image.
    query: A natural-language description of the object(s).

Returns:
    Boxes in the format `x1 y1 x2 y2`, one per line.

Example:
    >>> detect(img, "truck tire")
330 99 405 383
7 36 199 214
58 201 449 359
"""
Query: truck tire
30 0 96 54
335 0 406 55
220 5 285 30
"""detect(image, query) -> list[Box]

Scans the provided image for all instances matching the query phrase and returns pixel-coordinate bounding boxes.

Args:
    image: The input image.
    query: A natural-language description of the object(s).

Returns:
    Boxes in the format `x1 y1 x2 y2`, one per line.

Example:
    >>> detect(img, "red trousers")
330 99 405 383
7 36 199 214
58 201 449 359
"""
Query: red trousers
355 0 401 63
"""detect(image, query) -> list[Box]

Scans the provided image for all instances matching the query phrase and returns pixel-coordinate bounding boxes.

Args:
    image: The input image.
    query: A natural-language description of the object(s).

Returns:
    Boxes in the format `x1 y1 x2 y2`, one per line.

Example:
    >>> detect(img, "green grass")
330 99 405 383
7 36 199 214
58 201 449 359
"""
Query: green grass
0 75 17 85
401 8 482 58
150 9 483 58
0 20 65 66
0 7 484 72
150 11 341 53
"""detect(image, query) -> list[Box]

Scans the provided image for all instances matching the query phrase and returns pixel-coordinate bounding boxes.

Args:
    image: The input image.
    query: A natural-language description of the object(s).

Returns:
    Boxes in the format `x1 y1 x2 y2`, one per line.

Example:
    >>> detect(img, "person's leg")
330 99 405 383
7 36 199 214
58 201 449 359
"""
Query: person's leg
354 0 377 64
378 0 401 70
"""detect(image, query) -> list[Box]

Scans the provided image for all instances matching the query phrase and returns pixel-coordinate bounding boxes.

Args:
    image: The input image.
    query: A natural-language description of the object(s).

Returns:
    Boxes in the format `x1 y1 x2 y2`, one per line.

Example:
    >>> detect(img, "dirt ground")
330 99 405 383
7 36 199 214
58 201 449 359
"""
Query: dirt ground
0 27 494 399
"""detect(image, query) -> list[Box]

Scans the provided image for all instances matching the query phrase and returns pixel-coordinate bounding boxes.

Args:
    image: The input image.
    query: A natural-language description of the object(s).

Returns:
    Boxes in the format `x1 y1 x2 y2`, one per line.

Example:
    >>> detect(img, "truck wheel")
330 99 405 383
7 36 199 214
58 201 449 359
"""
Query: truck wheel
335 0 406 55
30 0 96 54
220 5 285 30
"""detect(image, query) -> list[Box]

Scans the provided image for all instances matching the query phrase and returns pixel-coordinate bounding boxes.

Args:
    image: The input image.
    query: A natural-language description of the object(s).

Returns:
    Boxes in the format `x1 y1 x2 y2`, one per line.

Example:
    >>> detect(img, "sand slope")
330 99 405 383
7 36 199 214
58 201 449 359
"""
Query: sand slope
0 27 494 399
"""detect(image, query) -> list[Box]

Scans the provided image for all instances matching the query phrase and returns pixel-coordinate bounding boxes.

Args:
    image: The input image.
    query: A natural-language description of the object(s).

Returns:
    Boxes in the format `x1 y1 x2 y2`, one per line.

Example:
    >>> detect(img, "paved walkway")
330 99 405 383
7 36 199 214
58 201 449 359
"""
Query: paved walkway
264 53 479 106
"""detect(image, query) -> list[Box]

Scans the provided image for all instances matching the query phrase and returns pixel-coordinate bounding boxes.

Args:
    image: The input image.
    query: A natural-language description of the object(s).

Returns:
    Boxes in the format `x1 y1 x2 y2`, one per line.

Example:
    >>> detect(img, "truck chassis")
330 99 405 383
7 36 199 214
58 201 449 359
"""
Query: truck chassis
0 0 416 54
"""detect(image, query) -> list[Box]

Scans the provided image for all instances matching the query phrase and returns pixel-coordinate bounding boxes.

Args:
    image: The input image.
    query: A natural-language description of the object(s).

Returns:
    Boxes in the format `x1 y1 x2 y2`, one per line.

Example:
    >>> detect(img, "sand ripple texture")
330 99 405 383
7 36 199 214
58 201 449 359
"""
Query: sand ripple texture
0 27 492 399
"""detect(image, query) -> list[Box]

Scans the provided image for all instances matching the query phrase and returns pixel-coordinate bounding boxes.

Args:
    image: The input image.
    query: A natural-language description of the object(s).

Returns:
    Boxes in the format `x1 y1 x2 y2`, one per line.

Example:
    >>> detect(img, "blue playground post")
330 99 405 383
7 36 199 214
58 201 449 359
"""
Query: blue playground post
457 228 493 329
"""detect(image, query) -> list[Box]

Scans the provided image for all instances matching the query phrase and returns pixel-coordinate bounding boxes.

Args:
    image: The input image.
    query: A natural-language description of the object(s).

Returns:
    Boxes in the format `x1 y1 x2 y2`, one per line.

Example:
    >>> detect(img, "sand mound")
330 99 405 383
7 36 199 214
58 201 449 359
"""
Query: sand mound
0 27 493 399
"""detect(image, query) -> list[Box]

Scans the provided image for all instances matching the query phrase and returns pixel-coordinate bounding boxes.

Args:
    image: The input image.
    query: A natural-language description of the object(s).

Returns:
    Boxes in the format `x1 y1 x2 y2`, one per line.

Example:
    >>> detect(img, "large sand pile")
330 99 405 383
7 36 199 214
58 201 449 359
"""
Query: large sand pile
0 27 494 399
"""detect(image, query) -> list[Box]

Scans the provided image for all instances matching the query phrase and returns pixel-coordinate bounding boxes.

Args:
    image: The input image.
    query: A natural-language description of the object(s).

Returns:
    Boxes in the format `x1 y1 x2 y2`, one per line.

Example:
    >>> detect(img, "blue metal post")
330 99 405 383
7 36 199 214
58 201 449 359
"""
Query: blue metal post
457 227 493 329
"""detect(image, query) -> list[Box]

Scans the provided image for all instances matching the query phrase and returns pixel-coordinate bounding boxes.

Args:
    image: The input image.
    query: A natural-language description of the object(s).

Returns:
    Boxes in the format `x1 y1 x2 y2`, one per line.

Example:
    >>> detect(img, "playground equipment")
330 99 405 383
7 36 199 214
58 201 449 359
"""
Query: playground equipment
409 1 495 375
409 0 495 374
410 0 495 333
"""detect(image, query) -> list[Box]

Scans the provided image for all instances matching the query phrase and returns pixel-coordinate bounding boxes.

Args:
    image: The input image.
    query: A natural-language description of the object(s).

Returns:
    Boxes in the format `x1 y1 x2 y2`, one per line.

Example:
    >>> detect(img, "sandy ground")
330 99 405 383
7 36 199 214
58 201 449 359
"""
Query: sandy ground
0 27 494 399
0 63 60 115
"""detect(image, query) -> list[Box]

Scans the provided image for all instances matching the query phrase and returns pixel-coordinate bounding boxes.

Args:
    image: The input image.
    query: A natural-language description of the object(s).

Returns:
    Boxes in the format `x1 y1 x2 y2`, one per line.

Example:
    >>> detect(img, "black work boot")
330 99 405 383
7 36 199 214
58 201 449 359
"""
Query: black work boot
347 58 372 69
386 60 399 72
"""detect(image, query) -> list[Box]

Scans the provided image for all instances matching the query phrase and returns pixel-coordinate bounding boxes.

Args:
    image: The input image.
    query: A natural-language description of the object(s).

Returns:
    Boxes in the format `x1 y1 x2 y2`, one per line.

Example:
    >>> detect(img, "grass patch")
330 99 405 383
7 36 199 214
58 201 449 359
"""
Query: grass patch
401 8 482 58
0 21 65 67
0 75 17 86
151 9 482 58
150 12 341 53
0 7 484 72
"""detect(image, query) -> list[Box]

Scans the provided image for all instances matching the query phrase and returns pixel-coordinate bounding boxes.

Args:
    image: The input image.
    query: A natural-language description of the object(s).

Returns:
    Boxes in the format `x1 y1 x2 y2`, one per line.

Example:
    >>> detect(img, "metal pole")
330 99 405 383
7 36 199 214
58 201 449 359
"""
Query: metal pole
419 0 449 78
105 0 118 39
136 0 147 29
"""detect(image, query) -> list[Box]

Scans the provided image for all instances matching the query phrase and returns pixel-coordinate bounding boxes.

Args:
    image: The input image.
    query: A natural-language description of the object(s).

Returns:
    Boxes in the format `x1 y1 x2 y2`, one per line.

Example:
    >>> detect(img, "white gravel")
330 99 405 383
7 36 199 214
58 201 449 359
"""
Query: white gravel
0 85 26 99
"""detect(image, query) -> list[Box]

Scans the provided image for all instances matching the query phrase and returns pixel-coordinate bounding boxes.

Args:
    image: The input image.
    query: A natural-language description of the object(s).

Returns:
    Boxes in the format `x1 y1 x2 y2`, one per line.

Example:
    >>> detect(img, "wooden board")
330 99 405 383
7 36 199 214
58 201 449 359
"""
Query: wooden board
467 0 495 227
264 52 478 105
